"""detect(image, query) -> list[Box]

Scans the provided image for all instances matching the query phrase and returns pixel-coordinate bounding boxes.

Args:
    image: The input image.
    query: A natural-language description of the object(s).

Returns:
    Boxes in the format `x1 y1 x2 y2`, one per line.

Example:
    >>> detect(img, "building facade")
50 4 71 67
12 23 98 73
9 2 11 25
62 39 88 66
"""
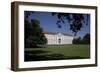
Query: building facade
44 32 74 45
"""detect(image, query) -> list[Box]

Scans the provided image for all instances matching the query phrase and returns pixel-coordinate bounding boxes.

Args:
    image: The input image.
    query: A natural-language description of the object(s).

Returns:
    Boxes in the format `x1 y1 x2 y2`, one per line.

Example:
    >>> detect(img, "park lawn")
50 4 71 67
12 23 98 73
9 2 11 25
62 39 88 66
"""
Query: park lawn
25 44 90 61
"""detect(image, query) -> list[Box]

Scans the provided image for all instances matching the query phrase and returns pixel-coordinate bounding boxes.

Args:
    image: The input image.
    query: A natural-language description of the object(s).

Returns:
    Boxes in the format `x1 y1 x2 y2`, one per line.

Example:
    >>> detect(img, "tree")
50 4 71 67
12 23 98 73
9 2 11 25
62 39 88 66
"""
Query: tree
73 33 90 44
82 33 90 44
52 13 89 36
25 19 47 48
73 37 81 44
24 11 47 48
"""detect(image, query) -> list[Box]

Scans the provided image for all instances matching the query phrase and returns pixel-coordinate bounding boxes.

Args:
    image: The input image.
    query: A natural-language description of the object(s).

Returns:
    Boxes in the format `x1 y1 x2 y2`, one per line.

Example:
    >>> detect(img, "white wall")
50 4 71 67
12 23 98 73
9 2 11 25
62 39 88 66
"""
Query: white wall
45 34 73 45
0 0 99 73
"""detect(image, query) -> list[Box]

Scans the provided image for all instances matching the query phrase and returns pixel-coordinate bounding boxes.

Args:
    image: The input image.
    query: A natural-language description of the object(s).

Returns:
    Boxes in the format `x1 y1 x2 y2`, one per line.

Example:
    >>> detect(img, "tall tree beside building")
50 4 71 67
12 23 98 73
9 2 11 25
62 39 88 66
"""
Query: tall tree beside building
24 14 47 48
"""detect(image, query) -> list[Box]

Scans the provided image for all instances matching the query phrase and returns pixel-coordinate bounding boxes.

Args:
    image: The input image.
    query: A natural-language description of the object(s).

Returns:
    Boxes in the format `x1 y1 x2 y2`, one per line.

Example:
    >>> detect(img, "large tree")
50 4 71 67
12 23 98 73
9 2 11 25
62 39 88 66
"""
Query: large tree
24 12 47 48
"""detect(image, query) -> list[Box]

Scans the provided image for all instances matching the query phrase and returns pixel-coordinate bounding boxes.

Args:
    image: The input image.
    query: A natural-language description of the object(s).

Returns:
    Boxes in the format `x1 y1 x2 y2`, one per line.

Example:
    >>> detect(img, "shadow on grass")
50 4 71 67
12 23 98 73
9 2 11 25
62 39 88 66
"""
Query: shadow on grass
25 50 49 54
30 45 47 48
24 50 89 61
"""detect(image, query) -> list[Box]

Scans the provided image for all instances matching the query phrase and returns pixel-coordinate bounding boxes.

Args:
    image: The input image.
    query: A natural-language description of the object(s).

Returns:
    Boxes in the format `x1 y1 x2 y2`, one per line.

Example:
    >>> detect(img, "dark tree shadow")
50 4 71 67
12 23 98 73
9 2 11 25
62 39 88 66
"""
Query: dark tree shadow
27 45 47 48
25 50 49 54
24 50 89 61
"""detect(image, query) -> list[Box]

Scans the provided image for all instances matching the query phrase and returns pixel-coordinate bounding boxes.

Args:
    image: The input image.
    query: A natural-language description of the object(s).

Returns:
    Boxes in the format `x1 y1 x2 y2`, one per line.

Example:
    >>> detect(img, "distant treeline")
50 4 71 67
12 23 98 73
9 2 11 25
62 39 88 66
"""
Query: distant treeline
73 33 90 44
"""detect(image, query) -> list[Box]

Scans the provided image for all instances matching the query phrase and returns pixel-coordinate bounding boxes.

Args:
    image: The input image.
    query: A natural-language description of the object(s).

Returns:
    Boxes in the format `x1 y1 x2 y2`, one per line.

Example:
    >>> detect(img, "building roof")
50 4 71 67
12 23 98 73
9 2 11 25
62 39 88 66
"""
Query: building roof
43 31 73 36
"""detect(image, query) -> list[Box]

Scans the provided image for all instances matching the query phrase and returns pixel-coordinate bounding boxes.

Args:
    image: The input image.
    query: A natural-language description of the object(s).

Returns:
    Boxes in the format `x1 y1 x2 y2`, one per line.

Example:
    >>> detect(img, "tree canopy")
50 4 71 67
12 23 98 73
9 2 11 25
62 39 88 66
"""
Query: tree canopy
73 33 90 44
24 17 47 48
52 12 89 36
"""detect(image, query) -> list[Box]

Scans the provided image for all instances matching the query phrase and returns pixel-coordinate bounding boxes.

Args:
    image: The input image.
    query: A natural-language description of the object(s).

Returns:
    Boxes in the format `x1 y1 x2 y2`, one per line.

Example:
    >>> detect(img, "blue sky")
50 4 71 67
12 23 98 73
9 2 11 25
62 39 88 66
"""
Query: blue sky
25 11 90 37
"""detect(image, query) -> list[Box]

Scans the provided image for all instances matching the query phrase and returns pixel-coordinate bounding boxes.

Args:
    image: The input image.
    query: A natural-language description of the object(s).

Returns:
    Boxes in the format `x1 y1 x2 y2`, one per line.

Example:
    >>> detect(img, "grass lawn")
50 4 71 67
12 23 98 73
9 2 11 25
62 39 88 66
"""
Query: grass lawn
25 44 90 61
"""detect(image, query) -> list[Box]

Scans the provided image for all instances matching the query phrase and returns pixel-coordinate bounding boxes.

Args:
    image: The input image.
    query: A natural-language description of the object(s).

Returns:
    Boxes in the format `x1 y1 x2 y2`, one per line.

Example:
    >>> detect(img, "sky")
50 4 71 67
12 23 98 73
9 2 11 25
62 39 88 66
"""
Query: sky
25 11 90 38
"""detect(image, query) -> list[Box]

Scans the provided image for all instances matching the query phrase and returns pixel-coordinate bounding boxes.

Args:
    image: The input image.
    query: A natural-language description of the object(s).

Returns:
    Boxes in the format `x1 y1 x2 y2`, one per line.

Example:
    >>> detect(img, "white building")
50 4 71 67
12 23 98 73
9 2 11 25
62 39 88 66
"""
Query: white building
44 32 74 45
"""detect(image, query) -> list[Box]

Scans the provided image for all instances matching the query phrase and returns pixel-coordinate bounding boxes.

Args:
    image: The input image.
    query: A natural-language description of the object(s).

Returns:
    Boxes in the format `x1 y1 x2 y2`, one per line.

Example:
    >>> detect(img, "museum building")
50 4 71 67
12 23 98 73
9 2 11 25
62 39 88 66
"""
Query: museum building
44 32 74 45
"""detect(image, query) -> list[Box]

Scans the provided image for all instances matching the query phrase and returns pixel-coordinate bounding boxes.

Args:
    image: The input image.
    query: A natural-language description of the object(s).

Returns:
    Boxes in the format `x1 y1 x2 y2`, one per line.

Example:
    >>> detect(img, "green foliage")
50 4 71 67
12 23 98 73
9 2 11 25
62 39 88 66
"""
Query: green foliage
73 37 82 44
52 12 89 36
25 19 47 48
73 33 90 44
82 33 90 44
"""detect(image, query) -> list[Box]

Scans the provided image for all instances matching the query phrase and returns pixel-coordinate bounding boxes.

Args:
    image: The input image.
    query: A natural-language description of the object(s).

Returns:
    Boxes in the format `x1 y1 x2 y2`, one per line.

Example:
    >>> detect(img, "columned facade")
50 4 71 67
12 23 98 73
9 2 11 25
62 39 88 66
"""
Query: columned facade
44 32 74 45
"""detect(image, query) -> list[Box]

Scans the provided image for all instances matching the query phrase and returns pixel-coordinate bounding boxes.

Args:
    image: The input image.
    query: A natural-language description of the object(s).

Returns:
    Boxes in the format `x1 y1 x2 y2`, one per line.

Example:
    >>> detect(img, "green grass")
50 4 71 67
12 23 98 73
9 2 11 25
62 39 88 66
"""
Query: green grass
25 44 90 61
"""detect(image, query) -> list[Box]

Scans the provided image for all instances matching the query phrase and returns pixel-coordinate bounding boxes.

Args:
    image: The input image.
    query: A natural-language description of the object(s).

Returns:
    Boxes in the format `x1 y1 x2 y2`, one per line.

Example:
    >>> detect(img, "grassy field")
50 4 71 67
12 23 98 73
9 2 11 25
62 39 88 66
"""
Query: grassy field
25 44 90 61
